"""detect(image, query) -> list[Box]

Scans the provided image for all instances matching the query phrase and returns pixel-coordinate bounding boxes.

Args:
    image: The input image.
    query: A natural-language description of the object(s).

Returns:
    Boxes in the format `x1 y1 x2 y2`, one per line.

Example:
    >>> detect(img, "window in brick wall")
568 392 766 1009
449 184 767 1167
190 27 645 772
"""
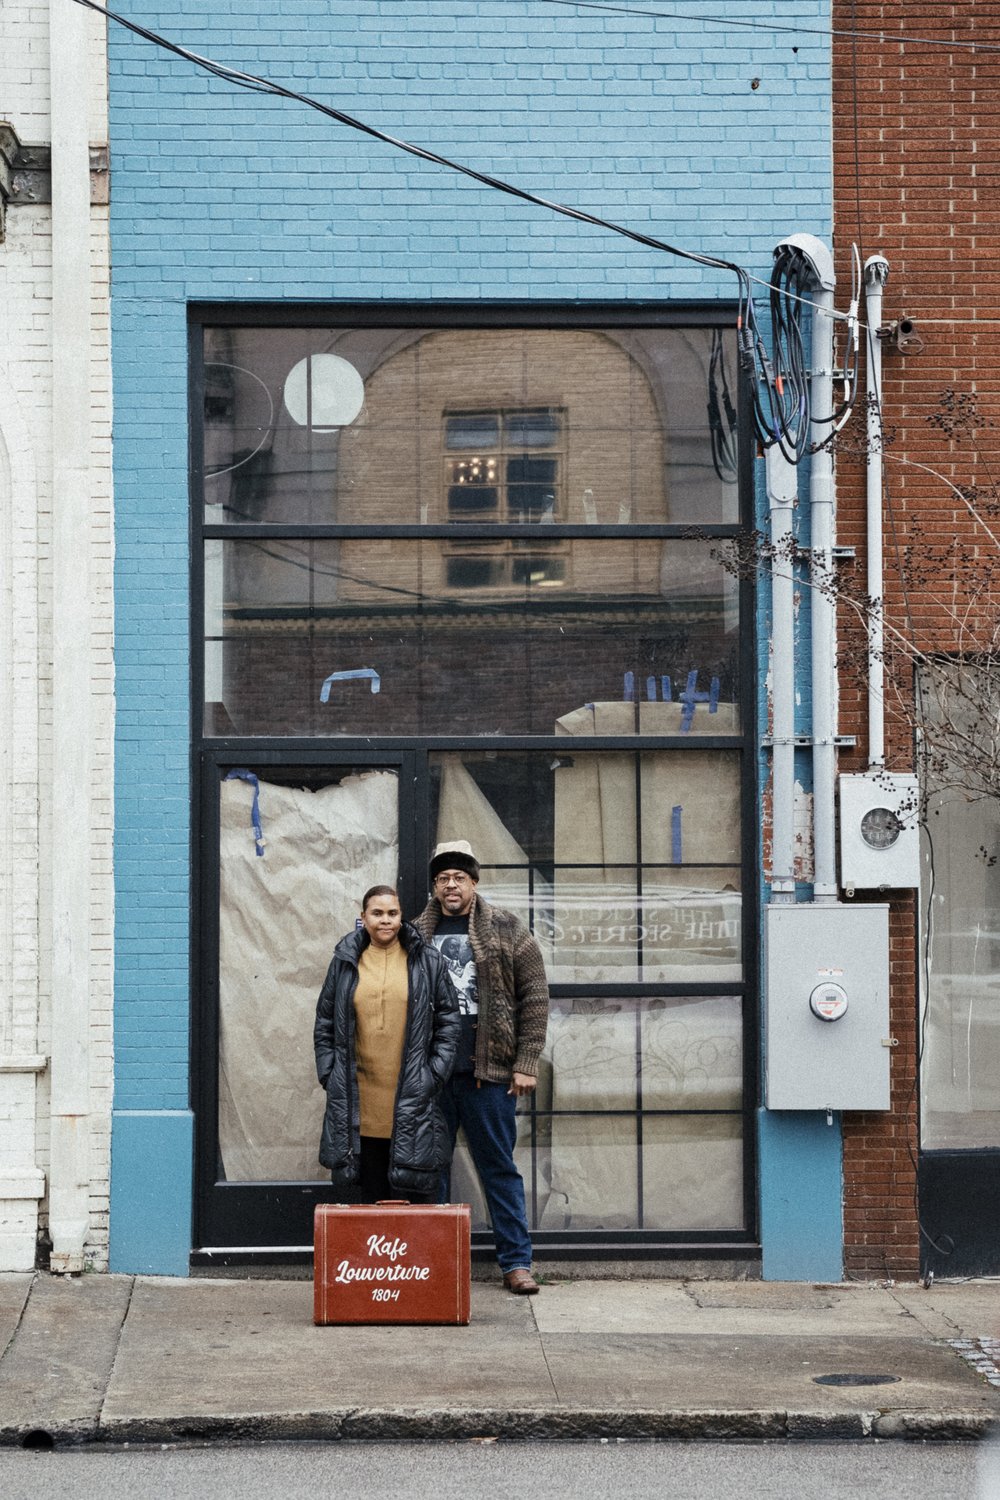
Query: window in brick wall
443 406 568 589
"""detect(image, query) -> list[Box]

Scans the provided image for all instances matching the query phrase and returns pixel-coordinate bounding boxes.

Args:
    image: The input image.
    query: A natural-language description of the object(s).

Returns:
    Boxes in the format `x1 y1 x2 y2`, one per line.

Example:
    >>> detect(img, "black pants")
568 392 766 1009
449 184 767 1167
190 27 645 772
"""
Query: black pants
356 1136 436 1205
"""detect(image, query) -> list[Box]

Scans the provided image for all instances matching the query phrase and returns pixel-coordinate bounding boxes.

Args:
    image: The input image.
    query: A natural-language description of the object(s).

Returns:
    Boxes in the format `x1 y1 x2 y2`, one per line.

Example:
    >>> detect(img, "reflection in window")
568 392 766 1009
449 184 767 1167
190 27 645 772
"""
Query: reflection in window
200 326 740 525
444 409 562 524
203 539 739 738
444 406 566 588
429 749 742 984
920 665 1000 1149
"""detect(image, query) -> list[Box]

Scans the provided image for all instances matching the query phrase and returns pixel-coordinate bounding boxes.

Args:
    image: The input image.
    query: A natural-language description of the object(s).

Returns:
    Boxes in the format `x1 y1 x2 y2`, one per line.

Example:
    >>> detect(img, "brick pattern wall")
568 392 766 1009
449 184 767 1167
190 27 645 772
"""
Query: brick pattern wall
833 3 1000 1276
0 2 113 1268
111 4 832 1143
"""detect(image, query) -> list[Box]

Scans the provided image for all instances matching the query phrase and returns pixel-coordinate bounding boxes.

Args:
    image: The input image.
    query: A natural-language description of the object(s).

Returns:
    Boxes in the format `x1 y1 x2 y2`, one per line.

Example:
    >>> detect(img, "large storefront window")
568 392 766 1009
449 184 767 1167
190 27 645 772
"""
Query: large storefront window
193 311 753 1255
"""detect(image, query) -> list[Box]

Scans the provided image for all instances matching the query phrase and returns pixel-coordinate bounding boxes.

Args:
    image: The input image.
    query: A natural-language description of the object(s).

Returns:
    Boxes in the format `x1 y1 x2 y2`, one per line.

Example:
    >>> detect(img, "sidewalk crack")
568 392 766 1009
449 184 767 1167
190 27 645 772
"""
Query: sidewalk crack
95 1276 137 1435
530 1300 561 1403
887 1285 960 1338
0 1273 35 1365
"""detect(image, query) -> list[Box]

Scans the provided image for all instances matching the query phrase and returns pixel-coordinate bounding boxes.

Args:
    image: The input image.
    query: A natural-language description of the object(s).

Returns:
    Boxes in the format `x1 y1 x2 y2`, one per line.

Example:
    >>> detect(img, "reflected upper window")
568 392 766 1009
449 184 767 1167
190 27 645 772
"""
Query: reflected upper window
443 404 567 589
199 326 740 527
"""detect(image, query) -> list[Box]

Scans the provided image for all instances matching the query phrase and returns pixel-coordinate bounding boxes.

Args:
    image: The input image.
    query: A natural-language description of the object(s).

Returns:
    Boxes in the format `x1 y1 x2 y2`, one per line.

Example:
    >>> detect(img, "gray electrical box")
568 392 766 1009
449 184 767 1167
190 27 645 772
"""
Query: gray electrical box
839 773 920 891
764 902 891 1111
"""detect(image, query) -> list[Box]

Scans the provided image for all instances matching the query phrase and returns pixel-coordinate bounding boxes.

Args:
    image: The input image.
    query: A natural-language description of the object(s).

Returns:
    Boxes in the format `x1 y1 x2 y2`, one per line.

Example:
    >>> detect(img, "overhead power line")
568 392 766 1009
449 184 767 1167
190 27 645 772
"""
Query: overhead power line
75 0 744 278
71 0 852 319
539 0 1000 56
71 0 860 458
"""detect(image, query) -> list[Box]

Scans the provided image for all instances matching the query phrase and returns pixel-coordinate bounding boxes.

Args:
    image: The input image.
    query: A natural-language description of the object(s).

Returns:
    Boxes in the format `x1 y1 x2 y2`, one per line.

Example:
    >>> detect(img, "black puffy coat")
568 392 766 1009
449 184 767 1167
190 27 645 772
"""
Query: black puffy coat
313 922 459 1194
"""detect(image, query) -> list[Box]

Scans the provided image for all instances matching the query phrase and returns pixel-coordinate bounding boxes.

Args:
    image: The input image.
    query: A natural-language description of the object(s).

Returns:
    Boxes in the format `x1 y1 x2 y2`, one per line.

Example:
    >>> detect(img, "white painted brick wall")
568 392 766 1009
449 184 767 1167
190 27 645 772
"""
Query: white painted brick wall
0 0 112 1271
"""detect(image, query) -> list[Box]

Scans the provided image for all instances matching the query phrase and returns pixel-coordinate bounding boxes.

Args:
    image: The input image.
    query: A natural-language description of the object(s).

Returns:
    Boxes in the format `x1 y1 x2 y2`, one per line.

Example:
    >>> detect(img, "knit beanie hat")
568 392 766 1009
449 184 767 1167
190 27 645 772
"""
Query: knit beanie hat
429 839 481 885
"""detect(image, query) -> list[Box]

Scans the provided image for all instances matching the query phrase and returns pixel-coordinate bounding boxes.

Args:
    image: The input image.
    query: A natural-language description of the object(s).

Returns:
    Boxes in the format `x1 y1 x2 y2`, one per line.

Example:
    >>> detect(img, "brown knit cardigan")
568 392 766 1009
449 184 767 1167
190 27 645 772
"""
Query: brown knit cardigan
414 893 549 1083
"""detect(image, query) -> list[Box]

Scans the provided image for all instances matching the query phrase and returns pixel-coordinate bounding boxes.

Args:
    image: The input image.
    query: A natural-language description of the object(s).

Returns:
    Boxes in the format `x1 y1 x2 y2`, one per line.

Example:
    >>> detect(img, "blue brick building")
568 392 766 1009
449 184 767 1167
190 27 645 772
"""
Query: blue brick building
108 0 841 1277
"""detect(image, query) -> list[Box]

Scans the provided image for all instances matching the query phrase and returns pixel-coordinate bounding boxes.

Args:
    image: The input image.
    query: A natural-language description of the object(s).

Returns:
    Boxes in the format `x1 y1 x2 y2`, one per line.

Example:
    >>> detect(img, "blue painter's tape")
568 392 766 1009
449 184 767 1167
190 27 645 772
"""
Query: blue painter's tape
710 676 720 712
646 675 657 701
623 671 635 702
224 768 264 857
672 805 682 864
320 667 381 702
661 676 672 702
680 669 712 732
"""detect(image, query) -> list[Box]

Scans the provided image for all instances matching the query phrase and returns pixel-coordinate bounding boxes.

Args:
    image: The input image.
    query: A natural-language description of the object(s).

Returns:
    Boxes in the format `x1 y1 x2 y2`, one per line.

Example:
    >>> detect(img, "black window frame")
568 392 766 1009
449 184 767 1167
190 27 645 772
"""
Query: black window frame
189 300 761 1266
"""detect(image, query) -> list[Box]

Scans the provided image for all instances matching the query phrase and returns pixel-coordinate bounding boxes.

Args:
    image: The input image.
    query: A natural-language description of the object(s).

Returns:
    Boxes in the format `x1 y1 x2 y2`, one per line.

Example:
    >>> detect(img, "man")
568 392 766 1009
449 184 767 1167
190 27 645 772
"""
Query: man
416 840 549 1294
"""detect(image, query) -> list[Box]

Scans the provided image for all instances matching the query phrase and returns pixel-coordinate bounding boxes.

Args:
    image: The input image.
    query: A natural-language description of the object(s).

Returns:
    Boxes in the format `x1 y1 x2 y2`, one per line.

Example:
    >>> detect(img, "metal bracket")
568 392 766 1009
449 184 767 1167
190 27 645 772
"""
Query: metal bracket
762 735 857 748
793 544 856 562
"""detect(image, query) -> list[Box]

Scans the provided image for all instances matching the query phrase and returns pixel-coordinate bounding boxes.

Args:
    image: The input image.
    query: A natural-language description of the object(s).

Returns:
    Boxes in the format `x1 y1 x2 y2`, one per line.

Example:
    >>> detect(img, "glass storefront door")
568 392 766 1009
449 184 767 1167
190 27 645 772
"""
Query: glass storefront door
194 752 414 1251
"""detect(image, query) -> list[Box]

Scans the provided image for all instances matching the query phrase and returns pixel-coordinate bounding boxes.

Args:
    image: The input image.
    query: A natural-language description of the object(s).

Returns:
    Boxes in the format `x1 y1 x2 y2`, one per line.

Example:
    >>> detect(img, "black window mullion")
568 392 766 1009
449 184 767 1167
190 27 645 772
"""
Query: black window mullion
204 523 744 541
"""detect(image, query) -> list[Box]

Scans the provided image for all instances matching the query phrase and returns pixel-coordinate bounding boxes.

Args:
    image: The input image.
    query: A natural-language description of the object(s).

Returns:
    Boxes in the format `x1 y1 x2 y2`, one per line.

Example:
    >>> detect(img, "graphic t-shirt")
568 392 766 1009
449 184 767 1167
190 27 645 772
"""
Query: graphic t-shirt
433 914 477 1074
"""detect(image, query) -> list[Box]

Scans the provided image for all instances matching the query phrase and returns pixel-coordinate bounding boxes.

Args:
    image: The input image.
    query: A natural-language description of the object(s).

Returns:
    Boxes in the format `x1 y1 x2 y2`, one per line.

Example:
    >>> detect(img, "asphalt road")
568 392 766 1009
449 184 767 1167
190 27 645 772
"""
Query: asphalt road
2 1438 999 1500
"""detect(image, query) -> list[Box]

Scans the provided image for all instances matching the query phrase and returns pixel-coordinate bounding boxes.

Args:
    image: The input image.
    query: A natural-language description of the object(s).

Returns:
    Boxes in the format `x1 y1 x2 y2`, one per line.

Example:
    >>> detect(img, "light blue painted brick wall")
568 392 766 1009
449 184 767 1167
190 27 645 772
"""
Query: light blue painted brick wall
758 1108 843 1282
110 0 832 1268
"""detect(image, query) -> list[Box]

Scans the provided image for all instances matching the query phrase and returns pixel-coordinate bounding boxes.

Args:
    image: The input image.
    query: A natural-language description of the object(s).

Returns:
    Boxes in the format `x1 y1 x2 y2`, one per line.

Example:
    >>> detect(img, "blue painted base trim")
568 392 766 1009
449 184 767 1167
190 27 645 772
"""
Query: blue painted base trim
758 1108 843 1282
109 1109 193 1276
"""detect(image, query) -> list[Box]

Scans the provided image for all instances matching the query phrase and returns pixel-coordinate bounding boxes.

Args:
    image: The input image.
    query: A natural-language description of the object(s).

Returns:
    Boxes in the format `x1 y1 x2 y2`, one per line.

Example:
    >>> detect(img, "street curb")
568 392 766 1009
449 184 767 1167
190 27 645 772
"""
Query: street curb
2 1407 997 1448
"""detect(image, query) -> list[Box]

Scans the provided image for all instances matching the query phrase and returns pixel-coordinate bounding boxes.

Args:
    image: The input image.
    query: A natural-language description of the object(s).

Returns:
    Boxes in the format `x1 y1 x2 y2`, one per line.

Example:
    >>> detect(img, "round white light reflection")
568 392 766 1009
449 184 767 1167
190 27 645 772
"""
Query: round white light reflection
283 353 365 429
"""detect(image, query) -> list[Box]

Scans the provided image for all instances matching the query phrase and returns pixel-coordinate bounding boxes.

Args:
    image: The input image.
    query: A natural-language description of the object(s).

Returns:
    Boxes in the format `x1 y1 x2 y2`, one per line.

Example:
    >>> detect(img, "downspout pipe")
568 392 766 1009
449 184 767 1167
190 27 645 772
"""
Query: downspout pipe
766 445 797 903
864 256 890 770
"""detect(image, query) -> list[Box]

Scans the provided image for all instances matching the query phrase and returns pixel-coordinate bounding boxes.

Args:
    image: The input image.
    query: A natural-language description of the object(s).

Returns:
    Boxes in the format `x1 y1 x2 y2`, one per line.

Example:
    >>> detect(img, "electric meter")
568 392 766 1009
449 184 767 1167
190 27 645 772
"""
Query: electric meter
839 774 920 890
860 806 904 851
810 982 849 1022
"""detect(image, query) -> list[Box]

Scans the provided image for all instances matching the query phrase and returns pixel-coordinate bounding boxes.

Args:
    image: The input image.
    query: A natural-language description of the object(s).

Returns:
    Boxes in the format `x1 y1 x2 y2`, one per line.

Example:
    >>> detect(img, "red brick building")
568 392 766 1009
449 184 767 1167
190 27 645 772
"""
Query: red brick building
833 2 1000 1277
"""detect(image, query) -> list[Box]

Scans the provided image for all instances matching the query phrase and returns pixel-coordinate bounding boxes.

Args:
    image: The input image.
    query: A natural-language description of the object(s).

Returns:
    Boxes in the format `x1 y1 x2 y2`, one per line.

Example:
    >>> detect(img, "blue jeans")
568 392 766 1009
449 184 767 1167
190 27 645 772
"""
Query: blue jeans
439 1075 533 1273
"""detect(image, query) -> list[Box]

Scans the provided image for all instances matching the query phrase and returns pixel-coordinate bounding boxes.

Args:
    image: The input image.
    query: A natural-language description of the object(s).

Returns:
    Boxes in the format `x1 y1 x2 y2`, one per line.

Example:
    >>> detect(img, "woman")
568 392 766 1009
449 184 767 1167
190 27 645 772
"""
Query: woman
314 885 459 1203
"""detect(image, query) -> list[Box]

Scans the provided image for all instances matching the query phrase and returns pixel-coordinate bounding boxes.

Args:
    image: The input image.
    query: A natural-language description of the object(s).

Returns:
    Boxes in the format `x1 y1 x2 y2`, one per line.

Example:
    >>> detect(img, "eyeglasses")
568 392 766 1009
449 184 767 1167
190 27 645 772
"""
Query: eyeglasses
435 872 472 887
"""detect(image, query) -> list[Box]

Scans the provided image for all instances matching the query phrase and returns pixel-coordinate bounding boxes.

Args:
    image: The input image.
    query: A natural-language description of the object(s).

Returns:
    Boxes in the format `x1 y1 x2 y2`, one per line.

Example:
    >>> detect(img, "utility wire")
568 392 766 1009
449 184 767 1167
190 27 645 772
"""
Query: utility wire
539 0 1000 56
73 0 861 455
72 0 741 281
71 0 856 326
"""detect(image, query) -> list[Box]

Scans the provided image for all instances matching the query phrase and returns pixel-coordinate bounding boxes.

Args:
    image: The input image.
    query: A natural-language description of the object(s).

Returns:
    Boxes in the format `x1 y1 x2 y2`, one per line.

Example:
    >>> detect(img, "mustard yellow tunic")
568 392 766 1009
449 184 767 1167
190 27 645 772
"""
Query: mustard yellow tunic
353 940 408 1138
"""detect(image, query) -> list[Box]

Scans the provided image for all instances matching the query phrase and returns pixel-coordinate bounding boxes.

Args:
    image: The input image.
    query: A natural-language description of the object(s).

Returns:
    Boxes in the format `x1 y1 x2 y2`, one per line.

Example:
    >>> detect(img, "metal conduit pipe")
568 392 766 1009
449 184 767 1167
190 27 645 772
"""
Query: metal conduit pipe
864 256 890 770
804 242 839 902
766 445 798 903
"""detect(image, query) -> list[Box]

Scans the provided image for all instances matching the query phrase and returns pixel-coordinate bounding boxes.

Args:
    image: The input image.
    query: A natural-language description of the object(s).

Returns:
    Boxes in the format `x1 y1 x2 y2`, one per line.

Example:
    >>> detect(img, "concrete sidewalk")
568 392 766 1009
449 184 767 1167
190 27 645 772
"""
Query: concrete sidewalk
1 1272 999 1446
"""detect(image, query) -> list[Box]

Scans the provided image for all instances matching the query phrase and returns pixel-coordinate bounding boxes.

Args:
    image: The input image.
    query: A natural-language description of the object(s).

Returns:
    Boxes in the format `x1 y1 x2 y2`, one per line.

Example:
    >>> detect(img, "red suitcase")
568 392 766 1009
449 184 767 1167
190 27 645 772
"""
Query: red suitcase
313 1201 471 1325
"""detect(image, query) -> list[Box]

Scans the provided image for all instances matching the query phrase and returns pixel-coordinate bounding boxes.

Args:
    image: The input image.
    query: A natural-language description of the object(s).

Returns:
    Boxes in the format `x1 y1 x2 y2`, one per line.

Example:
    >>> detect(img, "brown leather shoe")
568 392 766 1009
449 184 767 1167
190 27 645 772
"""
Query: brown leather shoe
503 1268 539 1295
